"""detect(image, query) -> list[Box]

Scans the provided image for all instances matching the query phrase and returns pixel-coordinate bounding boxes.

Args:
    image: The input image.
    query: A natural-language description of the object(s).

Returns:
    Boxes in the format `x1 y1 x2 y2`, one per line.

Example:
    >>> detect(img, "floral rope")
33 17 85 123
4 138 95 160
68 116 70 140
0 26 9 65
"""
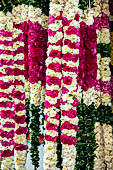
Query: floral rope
60 0 80 169
94 122 105 170
28 5 48 168
0 12 15 170
12 5 28 170
44 0 64 169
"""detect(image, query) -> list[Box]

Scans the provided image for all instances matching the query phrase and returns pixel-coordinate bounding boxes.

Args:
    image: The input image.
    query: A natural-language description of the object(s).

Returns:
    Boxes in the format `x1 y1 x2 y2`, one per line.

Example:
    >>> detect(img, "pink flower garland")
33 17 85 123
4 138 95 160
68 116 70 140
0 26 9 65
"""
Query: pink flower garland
44 1 64 169
0 12 15 169
12 5 28 170
60 1 80 169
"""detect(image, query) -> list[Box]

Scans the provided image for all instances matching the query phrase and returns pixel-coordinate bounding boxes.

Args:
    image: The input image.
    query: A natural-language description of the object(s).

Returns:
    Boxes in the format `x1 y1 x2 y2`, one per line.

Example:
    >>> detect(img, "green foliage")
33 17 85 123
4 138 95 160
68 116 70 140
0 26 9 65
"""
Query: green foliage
0 0 50 15
78 0 94 10
25 98 30 137
75 102 97 170
29 102 45 168
97 43 111 57
29 104 41 168
97 105 113 126
56 111 62 169
110 22 113 32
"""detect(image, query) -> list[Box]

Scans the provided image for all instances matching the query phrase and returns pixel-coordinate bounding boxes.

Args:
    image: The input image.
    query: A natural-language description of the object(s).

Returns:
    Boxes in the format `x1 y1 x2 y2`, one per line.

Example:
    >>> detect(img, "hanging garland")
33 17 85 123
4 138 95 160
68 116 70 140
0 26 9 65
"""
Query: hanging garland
75 5 97 169
28 5 48 168
44 0 64 169
0 11 15 170
12 5 28 170
60 0 80 169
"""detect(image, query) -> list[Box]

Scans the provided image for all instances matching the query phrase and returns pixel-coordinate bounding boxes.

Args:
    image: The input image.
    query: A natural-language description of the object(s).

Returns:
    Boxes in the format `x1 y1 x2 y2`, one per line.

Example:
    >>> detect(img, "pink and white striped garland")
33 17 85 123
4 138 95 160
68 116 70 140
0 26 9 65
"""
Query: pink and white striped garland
44 0 63 169
12 5 28 170
0 12 15 170
60 0 80 169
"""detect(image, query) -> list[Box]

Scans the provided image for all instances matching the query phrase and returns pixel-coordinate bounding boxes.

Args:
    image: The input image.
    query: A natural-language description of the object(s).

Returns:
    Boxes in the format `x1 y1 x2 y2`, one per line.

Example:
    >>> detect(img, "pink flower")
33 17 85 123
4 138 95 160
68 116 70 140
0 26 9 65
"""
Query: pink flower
0 149 14 158
0 130 14 138
0 80 13 89
48 29 56 36
63 17 71 26
62 87 69 94
1 140 14 147
63 76 72 85
66 26 80 35
49 15 56 24
63 53 79 62
13 46 24 56
46 90 59 98
0 30 12 37
48 63 61 72
14 80 24 86
64 39 80 49
62 109 77 118
13 91 25 100
63 64 78 73
0 101 14 108
16 126 28 135
15 115 26 124
0 110 15 119
15 144 28 151
61 121 78 131
3 122 15 128
60 134 77 145
15 103 26 112
49 50 62 59
44 101 51 109
45 135 57 142
74 13 80 21
46 76 61 86
0 49 12 55
72 98 79 107
46 122 58 131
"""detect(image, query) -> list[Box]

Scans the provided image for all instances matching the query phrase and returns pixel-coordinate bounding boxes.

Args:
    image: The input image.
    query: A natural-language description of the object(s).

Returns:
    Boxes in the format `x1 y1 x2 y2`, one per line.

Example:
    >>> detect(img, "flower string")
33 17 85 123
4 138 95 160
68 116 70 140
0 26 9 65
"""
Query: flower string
12 5 28 170
60 0 80 169
43 0 64 169
0 12 15 170
94 122 105 170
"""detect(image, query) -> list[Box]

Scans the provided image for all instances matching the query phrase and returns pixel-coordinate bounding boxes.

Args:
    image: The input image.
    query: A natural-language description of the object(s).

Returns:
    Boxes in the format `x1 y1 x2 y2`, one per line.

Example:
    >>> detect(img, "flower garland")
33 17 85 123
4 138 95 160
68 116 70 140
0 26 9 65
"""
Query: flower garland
12 5 28 170
28 5 48 168
93 0 113 169
60 0 80 169
75 4 98 169
110 4 113 167
94 122 105 170
0 12 15 170
44 0 64 169
100 1 112 169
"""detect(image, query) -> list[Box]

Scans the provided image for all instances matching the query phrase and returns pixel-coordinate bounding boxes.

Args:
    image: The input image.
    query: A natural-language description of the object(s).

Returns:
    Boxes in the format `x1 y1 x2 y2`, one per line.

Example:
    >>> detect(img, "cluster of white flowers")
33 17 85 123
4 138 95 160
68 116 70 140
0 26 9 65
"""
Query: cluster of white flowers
94 122 105 170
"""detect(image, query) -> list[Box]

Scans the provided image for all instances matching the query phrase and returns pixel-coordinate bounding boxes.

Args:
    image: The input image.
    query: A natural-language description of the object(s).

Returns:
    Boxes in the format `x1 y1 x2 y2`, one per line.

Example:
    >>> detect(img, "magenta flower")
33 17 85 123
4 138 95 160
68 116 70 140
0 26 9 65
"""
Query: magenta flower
46 90 59 98
63 76 72 85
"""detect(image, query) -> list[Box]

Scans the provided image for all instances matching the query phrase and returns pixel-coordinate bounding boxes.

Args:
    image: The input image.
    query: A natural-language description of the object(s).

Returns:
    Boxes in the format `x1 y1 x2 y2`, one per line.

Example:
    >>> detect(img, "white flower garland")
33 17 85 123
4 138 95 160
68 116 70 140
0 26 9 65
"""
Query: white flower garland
94 122 105 170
